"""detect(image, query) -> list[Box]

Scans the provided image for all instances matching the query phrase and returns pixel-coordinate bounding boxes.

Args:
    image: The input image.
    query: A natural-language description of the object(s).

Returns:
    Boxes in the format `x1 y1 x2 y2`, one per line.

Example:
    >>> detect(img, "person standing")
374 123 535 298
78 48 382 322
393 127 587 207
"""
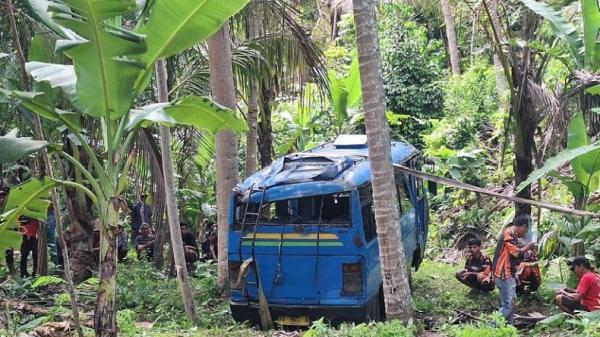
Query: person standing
19 216 39 278
491 215 537 324
555 256 600 314
130 193 152 243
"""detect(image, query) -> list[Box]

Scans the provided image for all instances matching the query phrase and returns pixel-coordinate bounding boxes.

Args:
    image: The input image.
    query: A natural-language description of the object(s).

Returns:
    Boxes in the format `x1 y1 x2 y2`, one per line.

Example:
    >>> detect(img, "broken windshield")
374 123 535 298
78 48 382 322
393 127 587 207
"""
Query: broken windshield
235 193 351 225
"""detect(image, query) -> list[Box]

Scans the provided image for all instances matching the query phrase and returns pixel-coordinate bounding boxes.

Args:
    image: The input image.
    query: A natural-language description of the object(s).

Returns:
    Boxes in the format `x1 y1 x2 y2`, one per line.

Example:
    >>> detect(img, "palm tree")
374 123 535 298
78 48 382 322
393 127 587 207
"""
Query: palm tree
352 0 413 321
441 0 461 74
207 24 240 286
155 59 197 323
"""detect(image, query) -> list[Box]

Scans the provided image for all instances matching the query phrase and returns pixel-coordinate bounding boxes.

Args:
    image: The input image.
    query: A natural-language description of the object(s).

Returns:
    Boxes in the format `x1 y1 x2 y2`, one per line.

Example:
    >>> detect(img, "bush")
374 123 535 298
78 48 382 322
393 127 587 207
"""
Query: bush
447 313 517 337
378 3 446 147
424 61 498 153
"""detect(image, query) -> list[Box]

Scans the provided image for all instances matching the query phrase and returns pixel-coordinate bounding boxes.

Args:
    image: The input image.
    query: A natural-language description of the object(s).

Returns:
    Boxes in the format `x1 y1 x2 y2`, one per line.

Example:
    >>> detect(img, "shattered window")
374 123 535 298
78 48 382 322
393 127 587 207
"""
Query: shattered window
235 193 351 225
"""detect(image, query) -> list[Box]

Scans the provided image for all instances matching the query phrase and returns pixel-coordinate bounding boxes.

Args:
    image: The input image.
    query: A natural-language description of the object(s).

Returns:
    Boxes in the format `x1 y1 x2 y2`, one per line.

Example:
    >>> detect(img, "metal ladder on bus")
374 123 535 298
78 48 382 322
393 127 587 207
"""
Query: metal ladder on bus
237 185 273 328
237 185 266 296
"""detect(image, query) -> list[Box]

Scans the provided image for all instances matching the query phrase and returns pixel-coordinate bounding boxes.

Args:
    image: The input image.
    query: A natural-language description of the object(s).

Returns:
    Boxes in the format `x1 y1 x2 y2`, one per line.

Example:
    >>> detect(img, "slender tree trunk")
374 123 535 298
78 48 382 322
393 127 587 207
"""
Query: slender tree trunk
156 59 197 323
258 85 274 168
94 200 118 337
246 89 259 176
5 0 50 275
207 24 239 287
245 8 260 177
441 0 460 75
352 0 414 321
490 0 509 113
55 162 84 337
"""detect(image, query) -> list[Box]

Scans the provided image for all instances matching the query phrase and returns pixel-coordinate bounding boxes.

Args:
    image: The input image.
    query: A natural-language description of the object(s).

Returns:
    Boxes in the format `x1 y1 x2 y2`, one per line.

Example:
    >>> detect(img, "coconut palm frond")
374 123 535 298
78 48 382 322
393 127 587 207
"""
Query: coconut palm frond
234 0 329 95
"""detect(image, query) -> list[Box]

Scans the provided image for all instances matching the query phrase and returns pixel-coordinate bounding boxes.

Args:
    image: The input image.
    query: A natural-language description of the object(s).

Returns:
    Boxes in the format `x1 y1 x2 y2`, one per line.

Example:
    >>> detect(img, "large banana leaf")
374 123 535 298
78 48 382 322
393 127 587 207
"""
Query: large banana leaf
568 113 600 192
134 0 249 92
2 89 81 131
515 140 600 193
521 0 584 66
36 0 147 119
0 178 54 257
329 57 361 129
0 131 50 164
26 62 79 108
126 96 247 133
581 0 600 69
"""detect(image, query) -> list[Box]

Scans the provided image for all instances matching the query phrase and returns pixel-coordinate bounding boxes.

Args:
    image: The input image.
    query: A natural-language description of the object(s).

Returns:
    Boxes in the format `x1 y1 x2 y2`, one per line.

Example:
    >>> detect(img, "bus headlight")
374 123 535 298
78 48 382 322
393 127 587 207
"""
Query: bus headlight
342 262 362 293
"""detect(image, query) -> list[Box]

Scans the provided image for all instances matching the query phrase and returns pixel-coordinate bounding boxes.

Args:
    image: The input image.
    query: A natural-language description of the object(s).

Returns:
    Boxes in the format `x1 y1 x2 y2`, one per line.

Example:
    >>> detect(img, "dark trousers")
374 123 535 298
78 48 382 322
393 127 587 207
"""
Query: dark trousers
5 249 14 273
20 236 38 277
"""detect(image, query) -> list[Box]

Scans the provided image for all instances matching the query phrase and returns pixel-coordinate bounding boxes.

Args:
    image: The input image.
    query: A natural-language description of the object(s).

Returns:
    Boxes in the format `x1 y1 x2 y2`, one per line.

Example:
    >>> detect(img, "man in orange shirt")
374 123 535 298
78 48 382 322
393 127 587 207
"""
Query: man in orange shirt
555 256 600 314
491 215 537 324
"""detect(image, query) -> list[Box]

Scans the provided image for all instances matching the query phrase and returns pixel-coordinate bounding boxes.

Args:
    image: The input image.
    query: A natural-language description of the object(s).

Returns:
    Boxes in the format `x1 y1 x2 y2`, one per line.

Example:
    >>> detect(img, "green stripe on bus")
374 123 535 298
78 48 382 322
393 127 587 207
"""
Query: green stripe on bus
241 241 344 247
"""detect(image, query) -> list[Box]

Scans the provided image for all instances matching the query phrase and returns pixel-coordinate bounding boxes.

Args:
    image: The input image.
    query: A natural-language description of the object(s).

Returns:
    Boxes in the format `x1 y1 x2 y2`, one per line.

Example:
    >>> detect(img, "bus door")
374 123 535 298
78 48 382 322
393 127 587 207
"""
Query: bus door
358 184 381 298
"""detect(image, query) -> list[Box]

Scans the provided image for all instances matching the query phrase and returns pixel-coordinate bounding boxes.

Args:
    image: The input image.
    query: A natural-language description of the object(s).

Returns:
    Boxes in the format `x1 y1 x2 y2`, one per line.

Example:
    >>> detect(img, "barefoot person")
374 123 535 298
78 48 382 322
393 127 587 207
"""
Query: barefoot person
491 215 537 324
555 256 600 314
456 238 494 292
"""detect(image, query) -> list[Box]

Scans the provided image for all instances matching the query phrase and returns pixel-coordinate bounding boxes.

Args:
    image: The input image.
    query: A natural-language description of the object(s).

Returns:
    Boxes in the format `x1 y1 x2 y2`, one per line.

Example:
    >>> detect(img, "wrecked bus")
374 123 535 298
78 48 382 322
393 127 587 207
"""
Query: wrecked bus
228 135 428 326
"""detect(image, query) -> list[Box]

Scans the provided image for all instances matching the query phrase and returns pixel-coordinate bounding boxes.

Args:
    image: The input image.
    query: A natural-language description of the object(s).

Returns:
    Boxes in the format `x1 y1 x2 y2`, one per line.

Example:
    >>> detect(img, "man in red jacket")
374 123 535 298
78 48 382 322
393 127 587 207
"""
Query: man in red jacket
555 256 600 314
19 216 39 278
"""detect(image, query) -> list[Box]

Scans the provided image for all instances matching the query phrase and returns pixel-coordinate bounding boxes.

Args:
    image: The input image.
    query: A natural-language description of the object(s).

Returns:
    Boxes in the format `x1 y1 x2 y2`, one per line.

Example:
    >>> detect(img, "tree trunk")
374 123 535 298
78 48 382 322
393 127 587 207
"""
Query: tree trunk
490 0 509 113
94 200 119 337
441 0 460 75
246 89 259 176
258 85 274 168
352 0 414 321
207 24 239 287
5 0 50 276
156 59 198 323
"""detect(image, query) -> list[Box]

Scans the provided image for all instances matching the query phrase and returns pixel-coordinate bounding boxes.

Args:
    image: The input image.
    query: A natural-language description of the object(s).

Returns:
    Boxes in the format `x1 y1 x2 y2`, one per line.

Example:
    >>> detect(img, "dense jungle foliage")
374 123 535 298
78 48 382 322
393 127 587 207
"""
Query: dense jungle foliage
2 0 600 336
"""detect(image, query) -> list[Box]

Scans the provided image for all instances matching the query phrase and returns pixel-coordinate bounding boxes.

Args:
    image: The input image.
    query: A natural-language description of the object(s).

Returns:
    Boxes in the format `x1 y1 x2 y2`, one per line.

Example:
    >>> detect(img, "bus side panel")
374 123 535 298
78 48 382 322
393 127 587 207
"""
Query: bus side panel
232 254 366 305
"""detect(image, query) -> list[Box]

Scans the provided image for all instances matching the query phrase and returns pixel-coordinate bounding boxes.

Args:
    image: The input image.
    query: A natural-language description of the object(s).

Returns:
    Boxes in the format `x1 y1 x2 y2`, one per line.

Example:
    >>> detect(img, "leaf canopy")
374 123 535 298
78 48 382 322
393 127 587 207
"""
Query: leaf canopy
520 0 585 66
134 0 250 92
0 131 50 165
127 96 247 133
34 0 147 119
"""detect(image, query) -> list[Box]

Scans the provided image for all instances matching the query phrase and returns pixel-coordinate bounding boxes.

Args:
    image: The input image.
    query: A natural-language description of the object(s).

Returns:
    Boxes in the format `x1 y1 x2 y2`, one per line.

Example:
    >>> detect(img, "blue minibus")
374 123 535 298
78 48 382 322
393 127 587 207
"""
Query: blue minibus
228 135 428 326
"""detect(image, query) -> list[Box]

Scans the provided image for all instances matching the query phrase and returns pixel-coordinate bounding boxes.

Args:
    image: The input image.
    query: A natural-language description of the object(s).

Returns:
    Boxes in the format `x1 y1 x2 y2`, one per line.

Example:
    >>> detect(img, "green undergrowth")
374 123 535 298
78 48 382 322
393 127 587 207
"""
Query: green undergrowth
412 260 499 321
116 259 238 333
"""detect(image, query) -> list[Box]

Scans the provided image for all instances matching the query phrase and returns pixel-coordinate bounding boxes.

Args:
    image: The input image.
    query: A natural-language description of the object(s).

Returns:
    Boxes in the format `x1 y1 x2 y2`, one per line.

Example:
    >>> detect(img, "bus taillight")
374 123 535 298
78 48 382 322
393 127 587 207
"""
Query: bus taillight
229 261 242 290
342 262 362 293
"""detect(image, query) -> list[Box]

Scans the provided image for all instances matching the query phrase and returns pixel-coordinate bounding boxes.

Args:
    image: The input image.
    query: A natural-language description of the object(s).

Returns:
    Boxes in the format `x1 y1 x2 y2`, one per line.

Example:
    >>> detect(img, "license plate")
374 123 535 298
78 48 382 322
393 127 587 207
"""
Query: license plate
276 315 311 326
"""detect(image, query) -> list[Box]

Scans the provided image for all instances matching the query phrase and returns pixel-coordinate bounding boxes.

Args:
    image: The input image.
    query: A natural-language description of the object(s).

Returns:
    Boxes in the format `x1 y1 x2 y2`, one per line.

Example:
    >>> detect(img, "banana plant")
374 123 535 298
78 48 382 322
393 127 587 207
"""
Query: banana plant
521 0 600 90
1 0 249 335
328 56 362 134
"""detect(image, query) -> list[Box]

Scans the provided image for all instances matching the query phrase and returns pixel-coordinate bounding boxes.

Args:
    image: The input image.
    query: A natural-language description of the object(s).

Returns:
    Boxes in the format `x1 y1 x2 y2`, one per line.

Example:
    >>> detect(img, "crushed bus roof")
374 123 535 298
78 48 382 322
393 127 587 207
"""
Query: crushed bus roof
235 136 418 202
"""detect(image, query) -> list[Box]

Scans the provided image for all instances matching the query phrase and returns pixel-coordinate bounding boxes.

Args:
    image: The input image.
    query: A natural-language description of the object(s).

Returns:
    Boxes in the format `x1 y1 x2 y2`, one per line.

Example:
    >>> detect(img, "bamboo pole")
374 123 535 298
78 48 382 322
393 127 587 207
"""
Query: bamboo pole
394 165 599 218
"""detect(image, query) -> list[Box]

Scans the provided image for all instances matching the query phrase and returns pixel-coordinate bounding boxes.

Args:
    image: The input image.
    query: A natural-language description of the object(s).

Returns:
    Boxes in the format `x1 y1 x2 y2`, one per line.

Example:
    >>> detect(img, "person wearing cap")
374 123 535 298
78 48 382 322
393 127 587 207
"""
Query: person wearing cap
134 223 155 261
555 256 600 314
19 216 39 278
130 193 152 244
491 214 537 324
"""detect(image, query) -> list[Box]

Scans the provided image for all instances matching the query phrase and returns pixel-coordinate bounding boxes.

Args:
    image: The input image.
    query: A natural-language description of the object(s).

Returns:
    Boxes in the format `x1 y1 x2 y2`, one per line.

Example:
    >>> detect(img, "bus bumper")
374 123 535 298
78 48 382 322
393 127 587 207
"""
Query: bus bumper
230 299 375 326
